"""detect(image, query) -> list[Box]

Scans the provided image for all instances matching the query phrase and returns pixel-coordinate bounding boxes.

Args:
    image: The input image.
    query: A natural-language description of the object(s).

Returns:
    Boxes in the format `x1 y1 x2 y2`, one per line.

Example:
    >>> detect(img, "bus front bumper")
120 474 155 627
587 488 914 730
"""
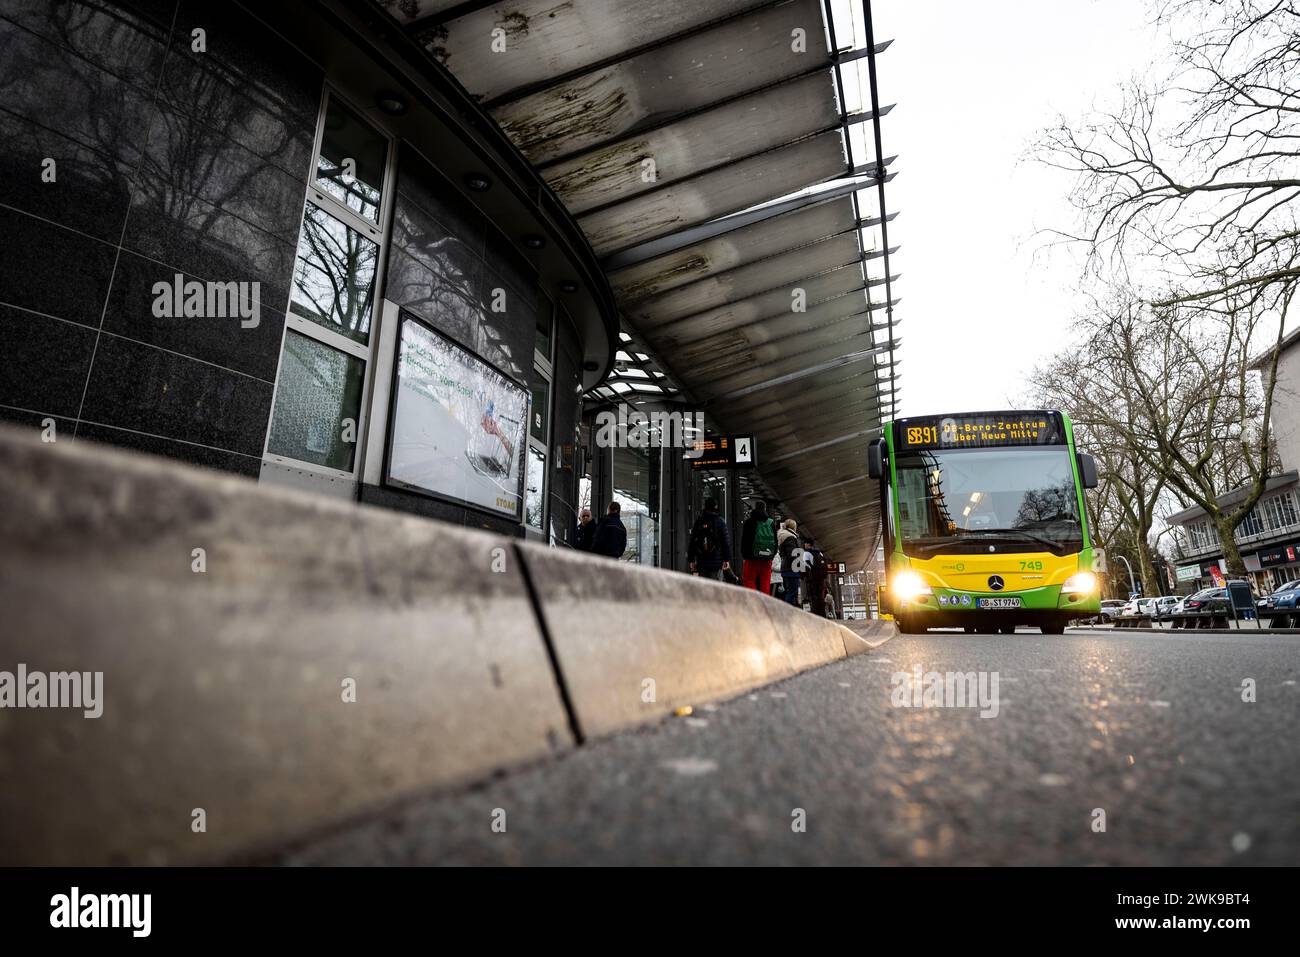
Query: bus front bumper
894 586 1099 624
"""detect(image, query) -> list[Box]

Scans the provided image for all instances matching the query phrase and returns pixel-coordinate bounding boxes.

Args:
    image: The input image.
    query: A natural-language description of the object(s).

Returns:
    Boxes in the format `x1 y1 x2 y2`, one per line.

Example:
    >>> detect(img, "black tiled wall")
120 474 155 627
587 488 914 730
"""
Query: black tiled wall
0 0 322 476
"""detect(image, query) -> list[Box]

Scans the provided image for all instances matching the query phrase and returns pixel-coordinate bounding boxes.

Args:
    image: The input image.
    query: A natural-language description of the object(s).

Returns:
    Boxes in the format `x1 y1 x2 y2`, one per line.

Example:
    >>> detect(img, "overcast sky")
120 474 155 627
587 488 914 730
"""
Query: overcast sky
864 0 1157 419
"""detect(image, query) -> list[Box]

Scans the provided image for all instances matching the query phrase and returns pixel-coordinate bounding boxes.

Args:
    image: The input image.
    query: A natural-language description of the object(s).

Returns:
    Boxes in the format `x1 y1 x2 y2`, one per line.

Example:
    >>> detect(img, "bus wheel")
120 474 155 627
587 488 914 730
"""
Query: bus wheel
1041 623 1066 635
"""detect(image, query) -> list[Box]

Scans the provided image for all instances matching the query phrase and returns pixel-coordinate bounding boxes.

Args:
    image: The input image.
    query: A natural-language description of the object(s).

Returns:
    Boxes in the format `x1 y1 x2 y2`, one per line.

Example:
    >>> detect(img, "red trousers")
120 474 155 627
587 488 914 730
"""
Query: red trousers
743 559 773 594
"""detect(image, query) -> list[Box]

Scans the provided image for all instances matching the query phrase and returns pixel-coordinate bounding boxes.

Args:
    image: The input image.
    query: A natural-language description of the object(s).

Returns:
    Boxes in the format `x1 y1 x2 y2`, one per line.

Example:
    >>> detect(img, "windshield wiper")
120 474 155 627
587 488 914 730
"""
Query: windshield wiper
906 530 1071 554
973 529 1073 550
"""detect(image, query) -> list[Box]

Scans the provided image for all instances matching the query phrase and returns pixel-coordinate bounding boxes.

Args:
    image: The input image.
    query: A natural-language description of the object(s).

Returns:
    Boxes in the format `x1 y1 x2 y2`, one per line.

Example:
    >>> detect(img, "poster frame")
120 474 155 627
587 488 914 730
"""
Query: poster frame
382 309 530 523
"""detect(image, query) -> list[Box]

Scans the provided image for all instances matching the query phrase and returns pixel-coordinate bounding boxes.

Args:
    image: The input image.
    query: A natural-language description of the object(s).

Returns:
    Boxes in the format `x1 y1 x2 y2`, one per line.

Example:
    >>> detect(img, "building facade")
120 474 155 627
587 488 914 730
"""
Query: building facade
0 0 617 544
1168 327 1300 592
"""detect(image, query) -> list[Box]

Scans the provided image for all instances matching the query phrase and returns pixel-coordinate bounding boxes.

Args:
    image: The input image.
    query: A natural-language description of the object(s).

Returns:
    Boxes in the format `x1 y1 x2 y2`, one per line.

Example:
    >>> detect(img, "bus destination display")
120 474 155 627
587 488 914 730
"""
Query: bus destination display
897 412 1064 449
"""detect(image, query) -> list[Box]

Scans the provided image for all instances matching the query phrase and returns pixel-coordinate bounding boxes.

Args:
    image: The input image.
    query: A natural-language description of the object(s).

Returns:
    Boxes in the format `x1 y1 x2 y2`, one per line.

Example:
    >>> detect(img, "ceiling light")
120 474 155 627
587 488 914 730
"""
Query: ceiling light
376 92 408 115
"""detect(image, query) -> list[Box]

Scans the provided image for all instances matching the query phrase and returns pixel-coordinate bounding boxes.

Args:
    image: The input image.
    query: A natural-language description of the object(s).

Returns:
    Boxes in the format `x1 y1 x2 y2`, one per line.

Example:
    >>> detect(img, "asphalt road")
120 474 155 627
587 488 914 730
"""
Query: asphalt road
274 627 1300 865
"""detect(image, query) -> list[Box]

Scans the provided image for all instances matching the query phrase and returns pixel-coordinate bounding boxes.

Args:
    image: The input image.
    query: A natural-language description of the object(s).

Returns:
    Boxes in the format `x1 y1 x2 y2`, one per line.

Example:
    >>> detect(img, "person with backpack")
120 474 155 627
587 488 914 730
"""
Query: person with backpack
739 500 777 594
591 501 627 559
777 518 801 606
687 497 732 580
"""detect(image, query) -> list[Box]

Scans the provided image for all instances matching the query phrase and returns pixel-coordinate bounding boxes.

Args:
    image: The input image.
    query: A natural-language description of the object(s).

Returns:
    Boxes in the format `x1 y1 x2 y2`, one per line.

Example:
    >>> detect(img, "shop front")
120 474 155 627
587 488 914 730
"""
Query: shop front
1255 541 1300 591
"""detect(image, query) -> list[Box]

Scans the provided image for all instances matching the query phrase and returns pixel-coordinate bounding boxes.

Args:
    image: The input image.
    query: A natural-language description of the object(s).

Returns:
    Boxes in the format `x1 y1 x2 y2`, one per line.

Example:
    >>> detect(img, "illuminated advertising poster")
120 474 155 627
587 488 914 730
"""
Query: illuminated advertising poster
387 316 528 518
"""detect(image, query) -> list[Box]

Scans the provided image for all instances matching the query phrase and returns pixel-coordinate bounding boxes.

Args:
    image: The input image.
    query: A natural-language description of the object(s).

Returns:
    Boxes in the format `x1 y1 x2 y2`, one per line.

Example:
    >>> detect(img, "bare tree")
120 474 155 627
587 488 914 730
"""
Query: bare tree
1032 0 1298 576
1038 0 1300 318
1027 345 1170 595
1036 288 1281 576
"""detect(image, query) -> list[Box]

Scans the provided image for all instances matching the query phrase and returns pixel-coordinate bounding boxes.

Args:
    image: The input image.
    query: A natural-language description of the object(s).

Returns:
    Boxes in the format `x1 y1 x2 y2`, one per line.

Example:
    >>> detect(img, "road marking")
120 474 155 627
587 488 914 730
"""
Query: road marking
1149 700 1171 708
684 717 709 729
769 691 788 699
661 757 717 777
1038 773 1069 787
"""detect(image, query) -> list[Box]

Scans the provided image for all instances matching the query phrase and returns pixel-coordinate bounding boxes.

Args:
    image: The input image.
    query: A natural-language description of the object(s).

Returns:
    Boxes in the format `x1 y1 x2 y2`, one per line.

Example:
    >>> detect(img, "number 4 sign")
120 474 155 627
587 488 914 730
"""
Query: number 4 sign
733 435 755 466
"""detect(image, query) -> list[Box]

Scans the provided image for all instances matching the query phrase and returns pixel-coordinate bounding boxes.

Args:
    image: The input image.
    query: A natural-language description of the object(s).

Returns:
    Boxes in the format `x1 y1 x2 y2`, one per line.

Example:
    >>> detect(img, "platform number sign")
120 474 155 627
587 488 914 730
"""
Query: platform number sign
733 435 755 466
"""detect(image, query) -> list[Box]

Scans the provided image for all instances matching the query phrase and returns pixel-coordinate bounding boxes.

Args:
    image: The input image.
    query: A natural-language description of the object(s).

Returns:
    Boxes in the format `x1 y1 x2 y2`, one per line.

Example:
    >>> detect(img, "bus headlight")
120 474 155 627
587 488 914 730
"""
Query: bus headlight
1062 571 1097 595
893 570 932 601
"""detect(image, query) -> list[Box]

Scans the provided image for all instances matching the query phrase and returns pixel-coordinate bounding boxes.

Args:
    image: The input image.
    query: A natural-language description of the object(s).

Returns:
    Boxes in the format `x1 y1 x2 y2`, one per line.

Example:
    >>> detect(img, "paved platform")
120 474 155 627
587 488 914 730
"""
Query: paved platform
269 627 1300 865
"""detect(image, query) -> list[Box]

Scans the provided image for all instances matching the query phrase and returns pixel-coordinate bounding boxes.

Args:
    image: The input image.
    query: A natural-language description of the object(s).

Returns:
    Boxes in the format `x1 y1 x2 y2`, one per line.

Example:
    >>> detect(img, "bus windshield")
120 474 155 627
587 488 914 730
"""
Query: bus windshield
893 447 1083 556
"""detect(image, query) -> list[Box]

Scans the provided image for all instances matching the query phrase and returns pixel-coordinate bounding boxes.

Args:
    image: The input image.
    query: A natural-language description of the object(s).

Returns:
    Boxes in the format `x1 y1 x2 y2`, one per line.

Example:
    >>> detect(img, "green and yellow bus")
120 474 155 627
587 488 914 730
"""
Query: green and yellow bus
868 410 1102 634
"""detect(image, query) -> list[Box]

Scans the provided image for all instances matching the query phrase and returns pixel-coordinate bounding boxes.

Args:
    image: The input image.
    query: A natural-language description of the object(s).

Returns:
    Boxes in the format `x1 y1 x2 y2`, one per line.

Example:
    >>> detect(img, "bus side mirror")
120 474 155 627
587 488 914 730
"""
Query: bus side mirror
868 439 884 479
1078 452 1099 489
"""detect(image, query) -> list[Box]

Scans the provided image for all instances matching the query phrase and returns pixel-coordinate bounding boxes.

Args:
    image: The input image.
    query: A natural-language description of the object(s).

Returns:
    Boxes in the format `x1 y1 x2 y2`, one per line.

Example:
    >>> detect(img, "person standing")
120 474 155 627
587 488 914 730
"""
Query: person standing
739 500 777 594
591 501 627 559
806 537 829 616
573 507 596 552
777 518 801 606
687 497 732 580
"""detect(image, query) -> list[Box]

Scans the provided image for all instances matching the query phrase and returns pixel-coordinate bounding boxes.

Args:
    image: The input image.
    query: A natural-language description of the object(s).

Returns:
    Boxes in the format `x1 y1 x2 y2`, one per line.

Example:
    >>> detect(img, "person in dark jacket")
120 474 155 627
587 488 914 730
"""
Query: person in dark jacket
739 500 777 594
806 537 829 616
591 501 627 559
687 497 732 579
573 507 596 552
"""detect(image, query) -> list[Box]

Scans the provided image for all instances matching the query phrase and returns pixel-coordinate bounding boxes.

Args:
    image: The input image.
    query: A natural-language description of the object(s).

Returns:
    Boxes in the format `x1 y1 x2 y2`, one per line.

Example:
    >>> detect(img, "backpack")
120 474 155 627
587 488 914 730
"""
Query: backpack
691 515 719 559
778 533 797 567
753 517 776 559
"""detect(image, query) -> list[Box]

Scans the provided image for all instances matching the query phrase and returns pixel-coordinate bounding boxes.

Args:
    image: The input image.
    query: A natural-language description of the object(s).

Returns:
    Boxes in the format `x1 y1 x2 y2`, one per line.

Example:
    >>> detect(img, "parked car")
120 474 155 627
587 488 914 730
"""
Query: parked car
1121 597 1159 618
1153 595 1181 619
1096 599 1126 623
1259 579 1300 613
1182 587 1229 614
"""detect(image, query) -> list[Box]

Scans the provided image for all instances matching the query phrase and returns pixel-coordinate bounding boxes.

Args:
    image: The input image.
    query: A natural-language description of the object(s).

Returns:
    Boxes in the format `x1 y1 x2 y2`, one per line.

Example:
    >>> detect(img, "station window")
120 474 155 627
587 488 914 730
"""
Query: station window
525 300 555 534
266 331 365 472
264 90 392 480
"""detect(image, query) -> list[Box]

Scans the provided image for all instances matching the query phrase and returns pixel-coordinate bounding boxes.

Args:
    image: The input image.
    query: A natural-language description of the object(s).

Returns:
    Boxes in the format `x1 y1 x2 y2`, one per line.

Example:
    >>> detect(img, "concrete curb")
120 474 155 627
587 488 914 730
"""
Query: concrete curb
0 428 571 866
0 426 881 864
519 542 863 739
841 619 898 655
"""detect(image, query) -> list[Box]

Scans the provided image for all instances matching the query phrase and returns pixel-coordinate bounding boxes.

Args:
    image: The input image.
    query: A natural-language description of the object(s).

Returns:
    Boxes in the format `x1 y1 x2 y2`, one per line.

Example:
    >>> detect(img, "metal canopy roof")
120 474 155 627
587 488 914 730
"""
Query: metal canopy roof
377 0 901 571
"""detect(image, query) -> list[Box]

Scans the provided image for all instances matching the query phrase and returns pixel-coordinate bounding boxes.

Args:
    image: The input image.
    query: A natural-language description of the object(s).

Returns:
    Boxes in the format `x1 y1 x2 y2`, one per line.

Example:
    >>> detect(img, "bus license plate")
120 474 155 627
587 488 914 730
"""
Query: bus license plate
978 597 1022 609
